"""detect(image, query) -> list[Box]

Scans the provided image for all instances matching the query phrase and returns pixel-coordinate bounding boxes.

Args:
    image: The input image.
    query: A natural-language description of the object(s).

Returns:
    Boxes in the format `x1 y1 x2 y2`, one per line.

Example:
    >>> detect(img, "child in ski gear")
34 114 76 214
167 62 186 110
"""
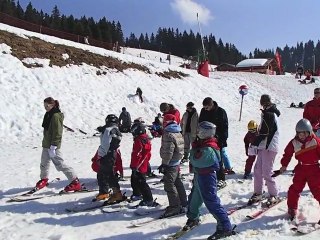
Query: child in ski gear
248 94 280 206
243 120 258 179
36 97 81 192
278 118 320 220
136 87 143 103
180 102 199 163
160 102 181 124
118 107 132 133
185 121 235 239
199 97 231 188
130 121 155 206
159 114 187 217
91 149 124 179
96 114 123 203
303 88 320 137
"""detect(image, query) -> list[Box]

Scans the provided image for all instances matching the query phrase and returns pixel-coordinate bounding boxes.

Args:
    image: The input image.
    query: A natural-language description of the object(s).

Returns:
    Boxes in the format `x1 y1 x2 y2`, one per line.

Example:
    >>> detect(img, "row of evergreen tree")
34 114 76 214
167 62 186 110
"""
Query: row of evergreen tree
1 0 319 72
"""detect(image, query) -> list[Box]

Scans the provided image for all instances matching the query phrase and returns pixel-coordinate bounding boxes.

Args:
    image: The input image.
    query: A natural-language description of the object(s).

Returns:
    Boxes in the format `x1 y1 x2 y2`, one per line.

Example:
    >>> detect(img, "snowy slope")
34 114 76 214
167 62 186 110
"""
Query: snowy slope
0 23 319 240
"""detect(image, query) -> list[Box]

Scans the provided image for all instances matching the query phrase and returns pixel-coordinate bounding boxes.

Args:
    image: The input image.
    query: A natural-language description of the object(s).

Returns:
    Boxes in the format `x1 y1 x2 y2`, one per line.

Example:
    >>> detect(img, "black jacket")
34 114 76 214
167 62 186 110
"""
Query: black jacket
253 104 280 149
199 102 228 147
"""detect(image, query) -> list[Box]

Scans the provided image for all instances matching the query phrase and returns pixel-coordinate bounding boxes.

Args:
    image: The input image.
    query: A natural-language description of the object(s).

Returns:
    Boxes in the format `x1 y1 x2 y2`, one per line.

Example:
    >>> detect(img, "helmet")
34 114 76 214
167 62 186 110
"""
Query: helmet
160 102 169 113
260 94 271 106
130 122 146 137
247 120 258 132
105 114 119 126
198 121 216 139
163 114 176 127
295 118 312 133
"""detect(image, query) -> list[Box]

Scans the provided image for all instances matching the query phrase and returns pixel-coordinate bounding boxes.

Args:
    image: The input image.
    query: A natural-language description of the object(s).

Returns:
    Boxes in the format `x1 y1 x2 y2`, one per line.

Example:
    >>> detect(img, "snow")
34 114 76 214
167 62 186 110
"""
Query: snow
236 58 268 68
0 23 319 240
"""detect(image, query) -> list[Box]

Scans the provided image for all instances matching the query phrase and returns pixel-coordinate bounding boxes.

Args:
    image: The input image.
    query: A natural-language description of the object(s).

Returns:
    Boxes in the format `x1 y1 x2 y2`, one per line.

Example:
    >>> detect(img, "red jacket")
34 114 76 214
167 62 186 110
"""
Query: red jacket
91 149 123 175
165 109 181 124
303 98 320 130
130 133 151 173
280 134 320 167
244 131 258 156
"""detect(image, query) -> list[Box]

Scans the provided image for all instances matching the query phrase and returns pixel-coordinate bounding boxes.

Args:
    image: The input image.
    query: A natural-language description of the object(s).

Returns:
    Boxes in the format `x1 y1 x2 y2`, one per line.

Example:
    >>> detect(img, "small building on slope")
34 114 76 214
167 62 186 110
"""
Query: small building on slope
235 58 279 74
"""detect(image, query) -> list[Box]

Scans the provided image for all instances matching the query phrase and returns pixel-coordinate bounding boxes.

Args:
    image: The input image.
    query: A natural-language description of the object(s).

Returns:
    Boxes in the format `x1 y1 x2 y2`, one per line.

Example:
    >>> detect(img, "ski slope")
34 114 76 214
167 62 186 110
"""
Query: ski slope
0 23 319 240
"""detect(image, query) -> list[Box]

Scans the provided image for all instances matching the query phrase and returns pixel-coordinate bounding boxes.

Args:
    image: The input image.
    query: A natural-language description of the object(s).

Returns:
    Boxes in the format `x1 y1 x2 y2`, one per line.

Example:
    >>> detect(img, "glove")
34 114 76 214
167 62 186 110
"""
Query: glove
48 145 57 158
248 145 258 156
158 164 168 174
131 168 139 177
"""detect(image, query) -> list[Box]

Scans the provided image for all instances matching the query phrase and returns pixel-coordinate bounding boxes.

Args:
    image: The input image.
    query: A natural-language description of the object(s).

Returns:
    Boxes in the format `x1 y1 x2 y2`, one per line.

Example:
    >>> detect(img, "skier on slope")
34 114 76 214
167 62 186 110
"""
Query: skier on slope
35 97 81 192
277 119 320 222
129 121 157 206
243 120 258 179
118 107 132 133
184 121 236 240
95 114 124 204
158 114 187 218
247 94 280 207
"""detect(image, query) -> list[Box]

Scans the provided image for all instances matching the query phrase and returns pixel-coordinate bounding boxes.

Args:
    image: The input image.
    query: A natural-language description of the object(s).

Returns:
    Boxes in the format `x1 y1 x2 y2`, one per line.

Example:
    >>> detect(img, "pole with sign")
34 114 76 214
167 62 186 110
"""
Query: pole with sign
238 85 248 121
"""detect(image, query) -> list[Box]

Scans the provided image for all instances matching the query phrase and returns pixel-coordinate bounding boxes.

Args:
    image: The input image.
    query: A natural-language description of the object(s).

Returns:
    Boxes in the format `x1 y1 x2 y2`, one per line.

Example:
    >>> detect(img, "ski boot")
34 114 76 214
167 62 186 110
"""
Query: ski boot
35 178 49 190
207 226 237 240
288 208 297 221
183 218 200 231
248 192 263 205
63 178 81 192
95 192 111 201
224 168 236 175
104 188 126 205
265 196 281 208
160 206 183 218
217 180 227 190
130 195 143 202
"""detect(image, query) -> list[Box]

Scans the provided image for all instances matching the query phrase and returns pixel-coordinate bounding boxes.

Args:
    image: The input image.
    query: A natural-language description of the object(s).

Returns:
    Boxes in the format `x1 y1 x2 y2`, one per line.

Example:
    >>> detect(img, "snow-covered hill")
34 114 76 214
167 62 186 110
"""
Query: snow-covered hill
0 23 319 240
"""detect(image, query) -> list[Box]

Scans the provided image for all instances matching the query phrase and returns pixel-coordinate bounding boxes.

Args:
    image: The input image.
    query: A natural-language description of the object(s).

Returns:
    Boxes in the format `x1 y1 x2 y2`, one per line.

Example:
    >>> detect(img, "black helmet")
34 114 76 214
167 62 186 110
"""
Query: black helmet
131 122 146 137
105 114 119 126
160 102 169 113
260 94 271 106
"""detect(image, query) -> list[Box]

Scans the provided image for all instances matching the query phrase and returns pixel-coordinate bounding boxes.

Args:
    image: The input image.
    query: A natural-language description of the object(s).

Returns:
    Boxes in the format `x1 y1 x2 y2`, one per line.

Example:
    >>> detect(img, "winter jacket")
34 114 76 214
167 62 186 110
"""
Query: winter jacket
160 123 184 166
303 98 320 131
244 131 258 156
253 104 280 152
165 108 181 124
199 102 228 148
181 108 198 138
91 149 123 175
119 110 132 128
42 111 64 149
190 138 220 172
98 125 122 158
130 133 151 174
280 134 320 167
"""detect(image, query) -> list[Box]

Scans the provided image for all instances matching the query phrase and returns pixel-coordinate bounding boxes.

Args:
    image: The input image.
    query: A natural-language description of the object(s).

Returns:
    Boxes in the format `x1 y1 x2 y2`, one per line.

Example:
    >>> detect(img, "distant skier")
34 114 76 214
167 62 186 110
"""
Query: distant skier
296 66 304 79
136 87 143 103
183 121 236 239
129 121 157 206
118 107 132 133
35 97 81 192
243 120 258 179
277 119 320 222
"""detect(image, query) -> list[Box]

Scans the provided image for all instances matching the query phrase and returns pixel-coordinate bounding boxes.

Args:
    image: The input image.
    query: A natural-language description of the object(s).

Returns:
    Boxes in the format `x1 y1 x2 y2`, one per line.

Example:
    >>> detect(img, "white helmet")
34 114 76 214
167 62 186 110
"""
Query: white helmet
198 121 216 139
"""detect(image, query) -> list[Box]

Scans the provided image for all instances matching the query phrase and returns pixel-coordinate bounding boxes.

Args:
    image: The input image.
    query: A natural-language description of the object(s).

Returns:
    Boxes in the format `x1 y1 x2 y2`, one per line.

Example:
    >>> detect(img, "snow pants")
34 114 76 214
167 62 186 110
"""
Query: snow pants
244 155 256 175
131 171 153 202
287 164 320 210
97 153 120 194
183 133 196 159
253 149 278 196
163 166 187 208
220 147 232 170
187 172 232 231
40 148 76 181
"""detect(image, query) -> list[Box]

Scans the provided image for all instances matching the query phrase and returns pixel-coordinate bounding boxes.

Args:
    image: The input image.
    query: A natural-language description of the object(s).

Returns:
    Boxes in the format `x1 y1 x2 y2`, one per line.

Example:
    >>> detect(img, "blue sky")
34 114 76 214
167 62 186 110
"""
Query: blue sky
19 0 320 55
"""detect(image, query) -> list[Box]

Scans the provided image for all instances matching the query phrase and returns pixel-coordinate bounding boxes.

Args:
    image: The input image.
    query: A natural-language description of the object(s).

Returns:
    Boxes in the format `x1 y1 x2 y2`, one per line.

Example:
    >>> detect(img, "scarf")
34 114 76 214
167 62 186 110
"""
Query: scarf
42 107 61 130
